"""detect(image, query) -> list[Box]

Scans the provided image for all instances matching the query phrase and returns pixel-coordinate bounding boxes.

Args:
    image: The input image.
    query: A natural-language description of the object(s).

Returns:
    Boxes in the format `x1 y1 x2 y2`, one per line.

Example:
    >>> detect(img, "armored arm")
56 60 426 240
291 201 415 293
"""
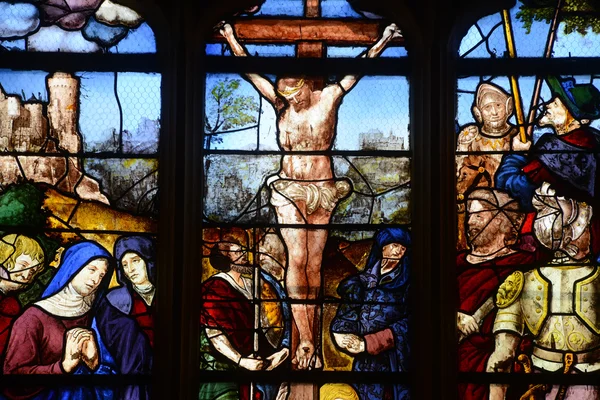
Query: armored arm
486 271 525 399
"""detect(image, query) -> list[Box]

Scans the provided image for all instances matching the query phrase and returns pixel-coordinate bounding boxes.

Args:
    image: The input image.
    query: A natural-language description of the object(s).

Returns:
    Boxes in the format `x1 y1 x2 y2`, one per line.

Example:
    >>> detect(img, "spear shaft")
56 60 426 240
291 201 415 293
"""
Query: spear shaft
525 0 564 138
502 9 528 143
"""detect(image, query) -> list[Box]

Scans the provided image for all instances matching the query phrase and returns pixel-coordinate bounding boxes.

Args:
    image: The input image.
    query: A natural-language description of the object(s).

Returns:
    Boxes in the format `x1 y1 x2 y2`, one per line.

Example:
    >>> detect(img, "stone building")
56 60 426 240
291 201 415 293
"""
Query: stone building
0 73 108 204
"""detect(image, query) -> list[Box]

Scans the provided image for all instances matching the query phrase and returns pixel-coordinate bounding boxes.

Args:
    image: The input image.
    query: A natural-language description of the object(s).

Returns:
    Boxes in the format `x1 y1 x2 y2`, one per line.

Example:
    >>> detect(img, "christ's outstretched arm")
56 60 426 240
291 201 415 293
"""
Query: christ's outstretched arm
219 23 280 106
329 23 403 98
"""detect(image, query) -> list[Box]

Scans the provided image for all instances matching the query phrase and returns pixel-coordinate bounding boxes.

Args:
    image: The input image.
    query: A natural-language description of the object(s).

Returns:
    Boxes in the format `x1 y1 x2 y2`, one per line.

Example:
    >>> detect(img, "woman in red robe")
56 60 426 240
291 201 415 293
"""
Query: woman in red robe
108 235 156 347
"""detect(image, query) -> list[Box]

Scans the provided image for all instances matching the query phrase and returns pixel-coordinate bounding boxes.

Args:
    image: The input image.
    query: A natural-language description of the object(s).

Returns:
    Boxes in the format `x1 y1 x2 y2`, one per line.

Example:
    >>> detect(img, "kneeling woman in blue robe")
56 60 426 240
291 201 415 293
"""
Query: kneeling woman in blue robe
3 241 152 400
331 228 411 400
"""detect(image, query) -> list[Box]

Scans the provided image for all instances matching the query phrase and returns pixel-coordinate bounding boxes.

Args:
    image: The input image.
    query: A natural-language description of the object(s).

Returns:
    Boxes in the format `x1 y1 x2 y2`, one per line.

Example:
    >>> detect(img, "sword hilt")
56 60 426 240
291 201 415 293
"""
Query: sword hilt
519 384 549 400
517 354 550 400
517 354 532 374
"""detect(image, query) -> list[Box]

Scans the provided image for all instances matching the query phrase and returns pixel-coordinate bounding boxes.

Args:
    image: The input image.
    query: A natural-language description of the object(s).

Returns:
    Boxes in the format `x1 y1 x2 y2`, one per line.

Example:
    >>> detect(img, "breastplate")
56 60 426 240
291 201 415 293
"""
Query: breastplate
523 266 600 349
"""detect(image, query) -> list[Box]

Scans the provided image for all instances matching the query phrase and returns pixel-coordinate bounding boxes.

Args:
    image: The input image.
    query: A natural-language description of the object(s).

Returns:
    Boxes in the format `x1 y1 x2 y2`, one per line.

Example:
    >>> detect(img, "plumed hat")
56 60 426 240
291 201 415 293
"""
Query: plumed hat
546 76 600 120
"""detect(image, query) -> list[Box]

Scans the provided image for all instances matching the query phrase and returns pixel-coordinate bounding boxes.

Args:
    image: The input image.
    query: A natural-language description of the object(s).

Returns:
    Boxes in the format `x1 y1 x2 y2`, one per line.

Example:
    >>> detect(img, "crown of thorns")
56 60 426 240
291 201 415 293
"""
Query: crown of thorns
277 78 305 97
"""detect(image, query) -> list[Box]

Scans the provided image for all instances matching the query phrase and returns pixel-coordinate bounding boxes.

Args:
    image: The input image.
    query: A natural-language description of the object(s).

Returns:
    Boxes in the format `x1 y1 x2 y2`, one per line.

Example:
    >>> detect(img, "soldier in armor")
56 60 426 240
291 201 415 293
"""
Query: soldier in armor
487 183 598 399
457 82 531 154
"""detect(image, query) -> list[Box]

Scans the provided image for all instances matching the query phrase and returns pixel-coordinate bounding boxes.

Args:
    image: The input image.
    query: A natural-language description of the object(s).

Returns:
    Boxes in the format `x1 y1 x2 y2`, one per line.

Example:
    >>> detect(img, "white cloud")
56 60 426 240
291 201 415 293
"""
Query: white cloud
95 0 143 28
0 2 39 39
27 26 100 53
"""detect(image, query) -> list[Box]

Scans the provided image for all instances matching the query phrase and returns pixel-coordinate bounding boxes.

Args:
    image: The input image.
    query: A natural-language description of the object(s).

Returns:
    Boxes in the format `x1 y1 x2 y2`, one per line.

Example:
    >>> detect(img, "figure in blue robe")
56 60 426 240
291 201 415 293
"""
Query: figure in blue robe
331 228 411 400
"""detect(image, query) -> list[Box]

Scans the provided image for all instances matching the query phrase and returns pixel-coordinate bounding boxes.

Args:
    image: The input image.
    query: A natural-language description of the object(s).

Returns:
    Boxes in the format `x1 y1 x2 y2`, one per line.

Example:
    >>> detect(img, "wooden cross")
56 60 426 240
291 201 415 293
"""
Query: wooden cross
210 0 404 88
208 2 403 399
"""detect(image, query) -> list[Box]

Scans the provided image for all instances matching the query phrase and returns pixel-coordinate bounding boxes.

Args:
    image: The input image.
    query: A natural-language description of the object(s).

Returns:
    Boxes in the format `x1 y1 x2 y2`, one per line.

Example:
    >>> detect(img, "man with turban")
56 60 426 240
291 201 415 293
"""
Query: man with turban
495 75 600 255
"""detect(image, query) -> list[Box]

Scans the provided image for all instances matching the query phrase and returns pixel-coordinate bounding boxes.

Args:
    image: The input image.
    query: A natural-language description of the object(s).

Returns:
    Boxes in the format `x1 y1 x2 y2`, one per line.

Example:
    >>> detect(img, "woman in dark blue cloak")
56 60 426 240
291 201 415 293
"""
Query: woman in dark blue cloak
331 228 411 400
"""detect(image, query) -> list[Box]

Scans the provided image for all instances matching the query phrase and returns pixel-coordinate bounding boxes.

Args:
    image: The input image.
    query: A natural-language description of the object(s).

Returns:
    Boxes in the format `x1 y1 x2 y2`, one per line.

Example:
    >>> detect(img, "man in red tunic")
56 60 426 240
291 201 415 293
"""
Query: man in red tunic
457 189 549 400
199 234 290 400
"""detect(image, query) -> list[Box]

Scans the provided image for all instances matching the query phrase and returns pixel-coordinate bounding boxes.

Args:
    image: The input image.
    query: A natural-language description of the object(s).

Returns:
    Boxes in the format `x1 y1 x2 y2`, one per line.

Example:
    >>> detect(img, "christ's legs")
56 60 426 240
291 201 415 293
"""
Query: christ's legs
274 198 318 370
279 224 315 370
303 227 328 369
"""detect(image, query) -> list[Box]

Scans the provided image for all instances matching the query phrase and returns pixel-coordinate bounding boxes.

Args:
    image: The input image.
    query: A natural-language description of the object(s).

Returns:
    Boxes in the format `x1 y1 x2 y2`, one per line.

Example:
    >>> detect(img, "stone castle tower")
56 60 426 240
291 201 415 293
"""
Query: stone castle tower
0 73 109 204
0 87 48 152
47 72 82 155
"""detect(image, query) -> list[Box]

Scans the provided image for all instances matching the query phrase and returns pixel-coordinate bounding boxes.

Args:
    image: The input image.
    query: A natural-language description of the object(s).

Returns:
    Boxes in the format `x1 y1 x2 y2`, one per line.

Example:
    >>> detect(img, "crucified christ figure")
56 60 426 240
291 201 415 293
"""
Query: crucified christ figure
219 21 402 370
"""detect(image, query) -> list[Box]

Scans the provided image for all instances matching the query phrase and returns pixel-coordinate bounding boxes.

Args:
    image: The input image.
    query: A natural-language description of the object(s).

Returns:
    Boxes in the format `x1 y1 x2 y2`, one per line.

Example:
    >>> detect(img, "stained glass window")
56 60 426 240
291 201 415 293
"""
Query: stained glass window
0 0 158 397
199 0 411 399
457 1 600 398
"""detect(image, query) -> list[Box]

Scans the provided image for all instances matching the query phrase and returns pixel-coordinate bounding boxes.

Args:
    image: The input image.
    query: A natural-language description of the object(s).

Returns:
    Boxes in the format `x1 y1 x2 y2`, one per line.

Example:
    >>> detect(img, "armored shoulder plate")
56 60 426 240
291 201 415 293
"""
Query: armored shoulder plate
496 271 524 309
575 267 600 334
521 270 549 335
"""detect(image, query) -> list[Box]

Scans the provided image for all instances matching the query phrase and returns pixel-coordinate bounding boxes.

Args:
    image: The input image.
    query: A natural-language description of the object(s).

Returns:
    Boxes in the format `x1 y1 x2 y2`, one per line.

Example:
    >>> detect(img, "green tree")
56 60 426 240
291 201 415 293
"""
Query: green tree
517 0 600 35
204 78 260 149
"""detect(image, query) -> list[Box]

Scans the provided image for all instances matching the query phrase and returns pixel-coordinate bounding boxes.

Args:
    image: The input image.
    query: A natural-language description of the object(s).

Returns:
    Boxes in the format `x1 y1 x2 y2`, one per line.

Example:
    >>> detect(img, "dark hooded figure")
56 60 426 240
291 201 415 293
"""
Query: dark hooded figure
108 235 156 348
331 227 411 400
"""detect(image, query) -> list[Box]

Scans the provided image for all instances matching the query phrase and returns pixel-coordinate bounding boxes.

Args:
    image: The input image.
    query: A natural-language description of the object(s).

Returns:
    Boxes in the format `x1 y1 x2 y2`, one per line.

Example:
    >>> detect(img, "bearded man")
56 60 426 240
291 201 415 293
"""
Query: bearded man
456 189 548 400
496 76 600 257
495 76 600 208
199 233 290 400
487 183 598 400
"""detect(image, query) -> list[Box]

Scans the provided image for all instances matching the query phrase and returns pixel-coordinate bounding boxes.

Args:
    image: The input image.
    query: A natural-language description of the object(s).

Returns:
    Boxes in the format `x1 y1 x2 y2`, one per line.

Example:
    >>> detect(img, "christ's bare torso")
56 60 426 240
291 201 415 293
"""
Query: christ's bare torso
277 89 338 180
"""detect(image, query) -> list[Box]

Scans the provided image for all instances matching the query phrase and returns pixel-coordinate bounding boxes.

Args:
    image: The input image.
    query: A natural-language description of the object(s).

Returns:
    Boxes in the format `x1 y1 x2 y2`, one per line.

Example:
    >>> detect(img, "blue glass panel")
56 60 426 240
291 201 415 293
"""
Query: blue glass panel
554 22 600 58
327 46 407 58
82 17 129 48
506 4 550 58
333 75 409 151
321 0 380 18
381 47 408 57
459 13 505 58
116 72 161 153
253 0 304 16
0 69 48 101
0 39 25 51
327 46 365 58
108 22 156 54
205 43 296 57
461 0 600 58
78 72 121 152
0 2 39 39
